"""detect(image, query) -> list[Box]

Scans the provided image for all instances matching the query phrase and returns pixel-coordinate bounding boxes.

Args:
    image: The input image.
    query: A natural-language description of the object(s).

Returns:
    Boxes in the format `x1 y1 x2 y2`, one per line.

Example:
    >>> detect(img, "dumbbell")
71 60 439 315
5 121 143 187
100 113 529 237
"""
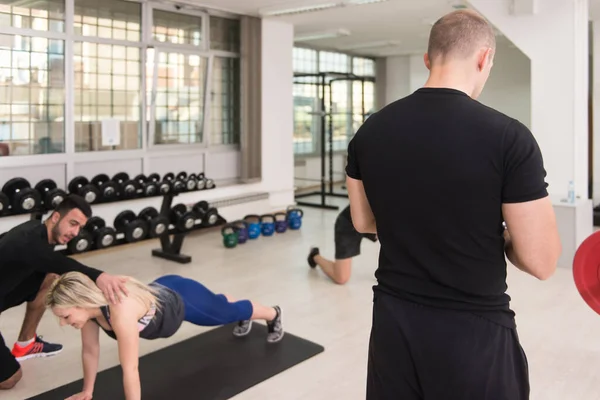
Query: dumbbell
112 173 140 199
34 179 67 211
148 173 171 195
68 176 101 204
0 192 8 216
196 173 215 190
2 178 42 213
192 201 219 226
90 174 118 202
138 207 169 237
169 204 197 231
67 216 116 254
177 172 198 192
163 172 186 194
134 174 159 197
114 210 149 243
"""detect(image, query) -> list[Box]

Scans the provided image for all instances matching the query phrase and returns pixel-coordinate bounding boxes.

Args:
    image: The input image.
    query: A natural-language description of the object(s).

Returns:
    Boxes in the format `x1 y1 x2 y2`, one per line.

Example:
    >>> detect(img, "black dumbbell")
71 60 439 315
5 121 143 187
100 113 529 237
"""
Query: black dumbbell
67 216 117 254
192 200 219 226
2 178 42 213
85 216 117 249
177 172 198 192
138 207 169 237
0 192 8 216
112 172 140 199
134 174 159 197
114 210 148 243
34 179 66 211
196 173 215 190
170 204 196 231
90 174 118 202
147 173 170 195
163 172 186 194
68 176 101 204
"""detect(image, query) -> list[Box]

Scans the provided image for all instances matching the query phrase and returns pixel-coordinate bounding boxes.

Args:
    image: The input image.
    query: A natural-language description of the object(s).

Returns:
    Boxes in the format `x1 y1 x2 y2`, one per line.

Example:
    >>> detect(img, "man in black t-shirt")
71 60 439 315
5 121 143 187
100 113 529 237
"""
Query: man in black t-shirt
306 204 377 284
0 195 128 391
345 9 561 400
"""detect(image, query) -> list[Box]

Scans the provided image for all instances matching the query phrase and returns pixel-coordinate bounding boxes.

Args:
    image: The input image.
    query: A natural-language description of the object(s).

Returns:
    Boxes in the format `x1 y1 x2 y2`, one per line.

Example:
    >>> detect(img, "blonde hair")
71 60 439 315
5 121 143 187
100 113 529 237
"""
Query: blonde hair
46 271 161 311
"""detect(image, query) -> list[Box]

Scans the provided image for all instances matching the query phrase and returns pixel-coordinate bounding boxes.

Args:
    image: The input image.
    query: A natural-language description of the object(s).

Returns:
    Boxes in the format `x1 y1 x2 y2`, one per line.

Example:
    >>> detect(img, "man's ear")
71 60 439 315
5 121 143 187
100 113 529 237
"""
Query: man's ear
478 47 493 71
424 53 431 70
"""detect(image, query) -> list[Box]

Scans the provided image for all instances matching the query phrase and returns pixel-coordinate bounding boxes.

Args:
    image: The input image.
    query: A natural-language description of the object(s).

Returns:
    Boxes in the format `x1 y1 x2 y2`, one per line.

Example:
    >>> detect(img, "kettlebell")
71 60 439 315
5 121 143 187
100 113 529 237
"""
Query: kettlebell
244 215 261 239
274 212 288 233
221 224 239 249
287 207 304 230
260 214 275 236
232 220 249 244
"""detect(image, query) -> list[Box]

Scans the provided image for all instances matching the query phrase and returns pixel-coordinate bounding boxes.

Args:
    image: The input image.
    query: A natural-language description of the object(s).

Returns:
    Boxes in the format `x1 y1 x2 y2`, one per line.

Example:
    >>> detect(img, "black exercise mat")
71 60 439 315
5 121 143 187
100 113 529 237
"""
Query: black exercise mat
27 323 325 400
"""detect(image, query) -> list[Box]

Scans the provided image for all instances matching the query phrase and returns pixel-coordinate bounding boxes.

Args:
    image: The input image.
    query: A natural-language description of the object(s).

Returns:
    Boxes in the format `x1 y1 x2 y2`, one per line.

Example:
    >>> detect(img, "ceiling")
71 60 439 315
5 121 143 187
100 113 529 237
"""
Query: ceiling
192 0 600 58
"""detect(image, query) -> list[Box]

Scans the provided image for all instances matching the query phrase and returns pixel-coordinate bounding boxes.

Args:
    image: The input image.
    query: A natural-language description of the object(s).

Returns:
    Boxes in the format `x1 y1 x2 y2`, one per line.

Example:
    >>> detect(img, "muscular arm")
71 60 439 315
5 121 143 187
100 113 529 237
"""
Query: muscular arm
345 132 376 234
346 177 376 234
501 120 561 280
110 301 141 400
81 321 101 396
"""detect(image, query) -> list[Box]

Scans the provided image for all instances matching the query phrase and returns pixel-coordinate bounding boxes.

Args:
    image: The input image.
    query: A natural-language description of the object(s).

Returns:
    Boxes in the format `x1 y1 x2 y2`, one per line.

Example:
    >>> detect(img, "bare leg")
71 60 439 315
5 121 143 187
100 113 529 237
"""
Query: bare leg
314 255 352 285
18 274 58 341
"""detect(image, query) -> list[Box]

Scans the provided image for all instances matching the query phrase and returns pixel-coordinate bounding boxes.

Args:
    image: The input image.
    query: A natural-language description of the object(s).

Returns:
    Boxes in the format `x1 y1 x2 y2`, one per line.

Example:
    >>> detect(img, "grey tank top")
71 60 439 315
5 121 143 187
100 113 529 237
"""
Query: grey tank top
94 282 185 340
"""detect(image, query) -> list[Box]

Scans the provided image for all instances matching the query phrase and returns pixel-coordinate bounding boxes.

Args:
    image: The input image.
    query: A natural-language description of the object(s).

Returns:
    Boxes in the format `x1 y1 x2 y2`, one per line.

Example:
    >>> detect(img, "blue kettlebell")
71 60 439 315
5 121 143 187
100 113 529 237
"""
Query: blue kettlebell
286 207 304 230
232 220 249 244
260 214 275 236
243 215 261 239
274 212 288 233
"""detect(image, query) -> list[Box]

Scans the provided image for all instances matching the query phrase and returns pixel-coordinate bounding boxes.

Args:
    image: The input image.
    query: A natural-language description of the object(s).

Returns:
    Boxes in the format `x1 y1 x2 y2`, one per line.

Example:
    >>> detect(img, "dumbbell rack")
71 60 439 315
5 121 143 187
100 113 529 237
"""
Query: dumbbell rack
151 192 227 264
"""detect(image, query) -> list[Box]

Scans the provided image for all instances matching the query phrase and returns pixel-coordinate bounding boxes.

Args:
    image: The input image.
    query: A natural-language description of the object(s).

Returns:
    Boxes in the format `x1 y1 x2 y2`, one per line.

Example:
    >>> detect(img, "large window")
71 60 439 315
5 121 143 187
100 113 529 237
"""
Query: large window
0 0 241 156
293 47 376 156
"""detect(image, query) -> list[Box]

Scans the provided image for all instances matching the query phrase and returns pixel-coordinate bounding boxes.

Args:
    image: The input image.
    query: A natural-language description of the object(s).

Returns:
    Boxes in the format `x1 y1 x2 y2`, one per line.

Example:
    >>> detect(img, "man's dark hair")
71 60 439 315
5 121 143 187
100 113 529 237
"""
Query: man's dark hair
53 194 92 218
427 9 496 65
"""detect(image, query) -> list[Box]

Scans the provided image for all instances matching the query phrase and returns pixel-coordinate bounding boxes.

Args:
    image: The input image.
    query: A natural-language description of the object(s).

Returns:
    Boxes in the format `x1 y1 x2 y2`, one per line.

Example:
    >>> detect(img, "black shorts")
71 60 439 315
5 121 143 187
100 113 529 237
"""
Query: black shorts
367 292 529 400
334 214 365 259
1 272 46 313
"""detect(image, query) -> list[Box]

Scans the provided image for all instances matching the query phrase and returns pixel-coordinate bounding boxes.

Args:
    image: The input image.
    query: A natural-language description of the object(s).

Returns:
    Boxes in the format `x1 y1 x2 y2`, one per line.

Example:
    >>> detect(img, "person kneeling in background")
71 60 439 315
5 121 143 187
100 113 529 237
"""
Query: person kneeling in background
46 272 283 400
307 204 377 285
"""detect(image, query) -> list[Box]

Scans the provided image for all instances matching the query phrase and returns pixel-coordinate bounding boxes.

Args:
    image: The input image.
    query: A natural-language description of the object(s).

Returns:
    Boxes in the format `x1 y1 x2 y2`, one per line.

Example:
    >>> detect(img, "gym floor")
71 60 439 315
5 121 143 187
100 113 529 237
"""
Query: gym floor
1 195 600 400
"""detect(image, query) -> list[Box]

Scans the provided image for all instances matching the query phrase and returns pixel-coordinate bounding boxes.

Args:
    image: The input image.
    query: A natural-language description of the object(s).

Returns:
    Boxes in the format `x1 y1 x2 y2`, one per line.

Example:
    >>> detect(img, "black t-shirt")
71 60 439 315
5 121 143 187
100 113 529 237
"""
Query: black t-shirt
0 220 103 311
345 88 548 329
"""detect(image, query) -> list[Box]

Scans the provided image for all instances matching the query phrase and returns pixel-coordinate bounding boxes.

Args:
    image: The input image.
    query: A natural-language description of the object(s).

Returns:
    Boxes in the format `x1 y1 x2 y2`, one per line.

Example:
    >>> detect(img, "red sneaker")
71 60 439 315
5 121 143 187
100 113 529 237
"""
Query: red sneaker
11 335 63 361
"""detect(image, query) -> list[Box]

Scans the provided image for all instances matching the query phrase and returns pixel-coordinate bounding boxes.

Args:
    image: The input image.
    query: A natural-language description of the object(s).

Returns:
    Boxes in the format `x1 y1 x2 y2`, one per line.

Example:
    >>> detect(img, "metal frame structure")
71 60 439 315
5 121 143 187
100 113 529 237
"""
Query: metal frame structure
293 71 375 210
0 0 241 181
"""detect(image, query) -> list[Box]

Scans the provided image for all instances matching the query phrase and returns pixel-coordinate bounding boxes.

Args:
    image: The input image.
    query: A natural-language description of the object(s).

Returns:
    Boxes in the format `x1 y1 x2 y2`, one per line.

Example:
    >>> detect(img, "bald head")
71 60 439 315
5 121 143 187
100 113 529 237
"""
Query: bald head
427 9 496 66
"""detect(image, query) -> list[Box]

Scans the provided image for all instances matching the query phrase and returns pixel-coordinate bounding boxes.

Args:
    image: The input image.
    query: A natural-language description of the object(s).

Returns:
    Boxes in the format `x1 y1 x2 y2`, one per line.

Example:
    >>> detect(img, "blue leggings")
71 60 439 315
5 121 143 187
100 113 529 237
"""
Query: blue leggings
152 275 253 326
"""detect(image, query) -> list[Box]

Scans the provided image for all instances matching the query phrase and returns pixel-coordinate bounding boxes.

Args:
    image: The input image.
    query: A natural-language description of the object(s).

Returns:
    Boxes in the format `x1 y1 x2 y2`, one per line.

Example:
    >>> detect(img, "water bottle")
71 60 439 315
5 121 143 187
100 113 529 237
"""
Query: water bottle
568 180 575 204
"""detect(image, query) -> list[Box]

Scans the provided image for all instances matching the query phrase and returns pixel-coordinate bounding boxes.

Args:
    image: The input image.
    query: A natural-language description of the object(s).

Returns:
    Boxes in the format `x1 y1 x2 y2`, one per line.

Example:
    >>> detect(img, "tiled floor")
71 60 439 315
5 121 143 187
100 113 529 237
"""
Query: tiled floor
2 195 600 399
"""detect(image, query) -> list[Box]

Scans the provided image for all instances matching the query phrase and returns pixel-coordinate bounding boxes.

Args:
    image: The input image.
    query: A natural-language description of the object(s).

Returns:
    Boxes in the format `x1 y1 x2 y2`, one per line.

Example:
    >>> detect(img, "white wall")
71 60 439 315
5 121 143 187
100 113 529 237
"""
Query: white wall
260 19 295 207
294 153 347 190
384 55 411 104
476 40 531 129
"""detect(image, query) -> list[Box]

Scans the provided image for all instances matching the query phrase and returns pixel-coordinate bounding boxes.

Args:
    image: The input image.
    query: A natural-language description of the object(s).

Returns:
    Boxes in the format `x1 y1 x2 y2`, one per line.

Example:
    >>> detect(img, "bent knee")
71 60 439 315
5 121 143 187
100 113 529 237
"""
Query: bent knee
333 276 350 285
0 368 22 390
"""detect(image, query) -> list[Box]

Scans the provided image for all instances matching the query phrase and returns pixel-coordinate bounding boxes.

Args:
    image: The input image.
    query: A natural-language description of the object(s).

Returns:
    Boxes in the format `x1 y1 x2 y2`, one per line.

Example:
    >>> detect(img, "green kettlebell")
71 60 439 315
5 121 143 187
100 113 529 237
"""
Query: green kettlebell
222 224 238 249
